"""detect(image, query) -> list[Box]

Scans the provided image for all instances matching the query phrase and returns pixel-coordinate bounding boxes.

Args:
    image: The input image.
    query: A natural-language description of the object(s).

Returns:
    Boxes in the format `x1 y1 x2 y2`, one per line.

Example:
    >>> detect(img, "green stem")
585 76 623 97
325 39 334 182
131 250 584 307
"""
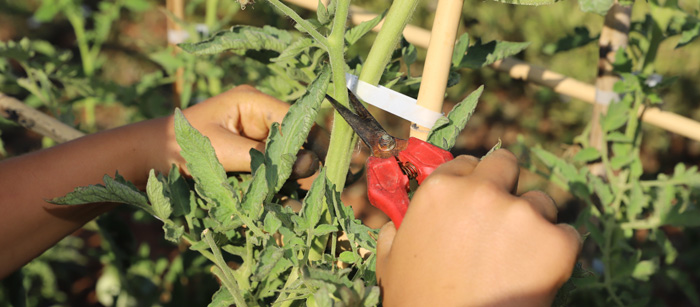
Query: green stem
66 11 94 76
360 0 420 85
602 218 625 306
325 0 420 190
324 0 353 191
306 0 352 263
203 229 248 307
265 0 328 48
275 268 301 307
205 0 219 29
641 22 663 75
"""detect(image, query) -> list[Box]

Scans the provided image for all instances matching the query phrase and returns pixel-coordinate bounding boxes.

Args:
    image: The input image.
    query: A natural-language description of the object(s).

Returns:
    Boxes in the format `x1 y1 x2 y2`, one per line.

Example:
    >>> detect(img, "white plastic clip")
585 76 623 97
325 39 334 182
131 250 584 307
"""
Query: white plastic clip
345 73 444 128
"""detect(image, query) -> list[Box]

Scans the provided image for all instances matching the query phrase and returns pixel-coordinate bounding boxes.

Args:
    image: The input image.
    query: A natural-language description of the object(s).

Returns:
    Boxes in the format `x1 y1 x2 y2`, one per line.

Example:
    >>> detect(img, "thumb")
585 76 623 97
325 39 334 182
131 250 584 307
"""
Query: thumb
376 221 397 283
207 128 265 172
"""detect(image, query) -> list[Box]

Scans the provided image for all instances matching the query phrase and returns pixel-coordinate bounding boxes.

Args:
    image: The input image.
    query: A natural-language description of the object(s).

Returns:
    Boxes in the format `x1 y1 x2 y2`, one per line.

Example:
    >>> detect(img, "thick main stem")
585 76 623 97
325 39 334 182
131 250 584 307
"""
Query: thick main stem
325 0 420 190
360 0 420 85
324 0 353 191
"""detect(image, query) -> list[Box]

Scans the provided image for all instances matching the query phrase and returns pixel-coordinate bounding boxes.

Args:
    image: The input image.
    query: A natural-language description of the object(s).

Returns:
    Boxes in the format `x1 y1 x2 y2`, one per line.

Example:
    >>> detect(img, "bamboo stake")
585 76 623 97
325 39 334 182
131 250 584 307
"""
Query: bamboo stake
166 0 185 109
281 0 700 142
411 0 463 140
590 3 631 177
492 58 700 141
0 93 85 143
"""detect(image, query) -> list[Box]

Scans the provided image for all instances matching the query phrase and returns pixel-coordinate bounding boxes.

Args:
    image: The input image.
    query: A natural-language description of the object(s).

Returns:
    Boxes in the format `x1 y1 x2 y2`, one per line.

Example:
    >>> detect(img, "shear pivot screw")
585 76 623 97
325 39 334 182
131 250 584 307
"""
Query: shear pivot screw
378 134 396 151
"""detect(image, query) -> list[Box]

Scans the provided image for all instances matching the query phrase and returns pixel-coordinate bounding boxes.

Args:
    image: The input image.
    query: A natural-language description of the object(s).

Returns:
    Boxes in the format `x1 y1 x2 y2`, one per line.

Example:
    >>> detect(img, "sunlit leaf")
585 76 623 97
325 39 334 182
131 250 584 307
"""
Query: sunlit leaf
208 286 235 307
543 27 599 55
146 170 173 221
179 25 292 55
428 85 483 150
457 39 530 69
50 173 154 216
574 147 601 162
264 67 330 193
578 0 614 15
345 10 387 45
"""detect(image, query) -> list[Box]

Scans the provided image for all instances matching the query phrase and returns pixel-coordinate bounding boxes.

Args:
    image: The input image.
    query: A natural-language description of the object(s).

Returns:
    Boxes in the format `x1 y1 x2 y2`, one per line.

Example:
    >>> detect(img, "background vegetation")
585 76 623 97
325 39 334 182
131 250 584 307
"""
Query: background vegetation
1 0 699 305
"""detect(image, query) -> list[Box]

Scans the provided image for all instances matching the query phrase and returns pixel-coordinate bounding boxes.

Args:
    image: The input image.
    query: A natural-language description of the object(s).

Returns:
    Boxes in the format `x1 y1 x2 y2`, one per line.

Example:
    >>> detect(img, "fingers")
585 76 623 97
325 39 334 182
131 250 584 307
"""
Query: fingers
208 129 265 172
429 155 480 178
556 223 583 255
228 86 290 140
376 221 397 282
471 149 520 193
520 190 558 223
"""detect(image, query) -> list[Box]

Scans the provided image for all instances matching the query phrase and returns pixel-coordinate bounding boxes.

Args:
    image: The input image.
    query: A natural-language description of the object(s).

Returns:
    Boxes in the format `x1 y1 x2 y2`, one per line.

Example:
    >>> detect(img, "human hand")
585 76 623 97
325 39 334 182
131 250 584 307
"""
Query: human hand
158 85 291 174
375 149 582 306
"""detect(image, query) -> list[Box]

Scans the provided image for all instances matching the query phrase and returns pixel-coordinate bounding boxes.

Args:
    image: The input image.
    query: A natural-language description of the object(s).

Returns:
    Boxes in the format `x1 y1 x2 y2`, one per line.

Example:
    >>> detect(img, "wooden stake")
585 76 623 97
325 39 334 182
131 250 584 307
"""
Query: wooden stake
589 3 631 177
410 0 463 140
0 93 85 143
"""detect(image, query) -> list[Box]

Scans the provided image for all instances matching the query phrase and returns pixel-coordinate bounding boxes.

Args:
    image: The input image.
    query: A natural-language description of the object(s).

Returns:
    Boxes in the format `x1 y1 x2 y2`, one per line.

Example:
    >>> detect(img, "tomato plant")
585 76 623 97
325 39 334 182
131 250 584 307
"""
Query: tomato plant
1 0 700 306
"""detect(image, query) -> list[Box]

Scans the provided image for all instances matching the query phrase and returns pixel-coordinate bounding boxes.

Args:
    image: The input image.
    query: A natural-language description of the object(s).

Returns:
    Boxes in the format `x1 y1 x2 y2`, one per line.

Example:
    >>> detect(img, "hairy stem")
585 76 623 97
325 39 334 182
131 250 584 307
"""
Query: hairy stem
324 0 353 191
306 0 352 264
203 229 248 307
266 0 329 48
360 0 420 85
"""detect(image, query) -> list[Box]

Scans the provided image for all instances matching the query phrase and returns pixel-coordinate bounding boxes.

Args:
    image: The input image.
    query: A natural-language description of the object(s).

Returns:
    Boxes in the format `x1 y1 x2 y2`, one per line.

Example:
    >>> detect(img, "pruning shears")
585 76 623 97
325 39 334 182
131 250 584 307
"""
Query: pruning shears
326 91 453 228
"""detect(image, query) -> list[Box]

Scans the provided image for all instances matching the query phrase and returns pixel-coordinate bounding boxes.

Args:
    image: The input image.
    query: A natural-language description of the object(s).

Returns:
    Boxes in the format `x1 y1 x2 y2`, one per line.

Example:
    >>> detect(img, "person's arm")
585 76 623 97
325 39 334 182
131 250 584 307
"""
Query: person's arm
0 85 289 278
376 149 582 306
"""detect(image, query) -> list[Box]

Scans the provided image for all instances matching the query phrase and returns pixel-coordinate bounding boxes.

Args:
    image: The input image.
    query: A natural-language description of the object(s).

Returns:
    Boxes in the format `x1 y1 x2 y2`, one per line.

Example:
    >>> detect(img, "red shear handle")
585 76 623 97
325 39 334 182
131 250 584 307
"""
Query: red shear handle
399 137 454 184
366 156 410 228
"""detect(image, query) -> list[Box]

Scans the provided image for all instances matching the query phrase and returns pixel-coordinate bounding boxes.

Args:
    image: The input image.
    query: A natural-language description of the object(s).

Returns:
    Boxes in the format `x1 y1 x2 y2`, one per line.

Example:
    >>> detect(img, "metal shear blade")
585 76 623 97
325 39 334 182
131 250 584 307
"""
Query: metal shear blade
325 90 407 159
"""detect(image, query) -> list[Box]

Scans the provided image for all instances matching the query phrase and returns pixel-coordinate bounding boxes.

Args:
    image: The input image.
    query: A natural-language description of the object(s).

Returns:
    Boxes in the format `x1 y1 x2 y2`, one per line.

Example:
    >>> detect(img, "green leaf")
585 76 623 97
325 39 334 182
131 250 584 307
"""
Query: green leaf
458 39 530 69
302 168 328 231
677 20 700 48
33 0 64 22
402 40 417 68
272 38 315 63
208 286 235 307
253 245 286 281
345 10 387 45
264 67 330 193
339 251 361 264
241 164 269 218
627 183 646 220
179 25 293 55
263 211 283 234
312 224 338 236
592 176 614 205
316 0 331 24
667 268 700 306
543 27 598 55
427 85 483 150
601 97 631 132
363 286 381 307
578 0 614 15
122 0 150 12
606 131 632 143
574 147 601 162
452 33 470 68
631 260 657 281
50 174 154 216
174 109 236 208
167 164 191 217
146 170 173 221
163 222 184 243
488 0 562 5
